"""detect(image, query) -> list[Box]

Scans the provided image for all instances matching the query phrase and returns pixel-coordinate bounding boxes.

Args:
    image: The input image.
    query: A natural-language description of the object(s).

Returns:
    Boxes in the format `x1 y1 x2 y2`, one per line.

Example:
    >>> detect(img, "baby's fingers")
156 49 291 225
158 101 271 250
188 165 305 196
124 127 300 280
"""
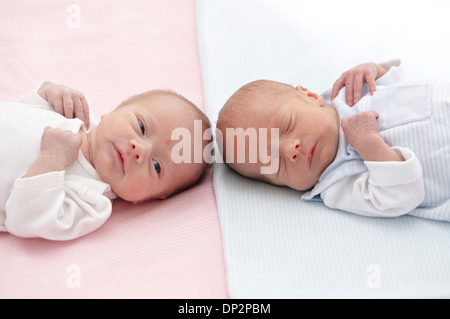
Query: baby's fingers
80 96 90 129
331 77 345 101
50 95 64 117
352 73 364 105
344 76 355 106
62 92 74 119
368 110 380 119
365 71 377 96
73 96 90 129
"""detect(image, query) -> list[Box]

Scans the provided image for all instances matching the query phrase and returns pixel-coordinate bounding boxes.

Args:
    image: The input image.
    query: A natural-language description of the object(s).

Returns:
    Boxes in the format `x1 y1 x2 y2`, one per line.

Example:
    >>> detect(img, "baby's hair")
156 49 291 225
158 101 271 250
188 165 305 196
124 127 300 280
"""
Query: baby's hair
120 89 213 198
216 80 296 161
218 80 295 126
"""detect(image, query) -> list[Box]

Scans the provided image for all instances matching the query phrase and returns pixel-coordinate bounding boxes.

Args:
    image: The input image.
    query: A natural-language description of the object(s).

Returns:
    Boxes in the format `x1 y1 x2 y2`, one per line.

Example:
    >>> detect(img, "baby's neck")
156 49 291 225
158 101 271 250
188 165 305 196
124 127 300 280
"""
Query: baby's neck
80 128 95 168
325 103 340 134
324 103 341 159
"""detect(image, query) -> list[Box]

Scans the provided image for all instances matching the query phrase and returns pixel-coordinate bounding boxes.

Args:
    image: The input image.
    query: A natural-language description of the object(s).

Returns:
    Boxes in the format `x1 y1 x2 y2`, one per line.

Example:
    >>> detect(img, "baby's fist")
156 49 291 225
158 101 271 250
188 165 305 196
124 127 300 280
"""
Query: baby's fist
341 111 380 151
40 126 83 169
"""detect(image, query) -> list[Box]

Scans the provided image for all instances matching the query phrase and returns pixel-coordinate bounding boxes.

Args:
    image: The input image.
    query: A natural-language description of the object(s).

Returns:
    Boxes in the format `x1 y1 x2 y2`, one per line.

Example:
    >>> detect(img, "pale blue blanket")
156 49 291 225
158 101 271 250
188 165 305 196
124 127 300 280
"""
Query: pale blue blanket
197 0 450 298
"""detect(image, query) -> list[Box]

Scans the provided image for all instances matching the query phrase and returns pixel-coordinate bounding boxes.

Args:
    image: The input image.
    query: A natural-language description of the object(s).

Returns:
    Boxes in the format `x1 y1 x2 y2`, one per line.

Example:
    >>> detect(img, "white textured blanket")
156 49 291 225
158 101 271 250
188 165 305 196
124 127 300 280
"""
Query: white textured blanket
197 0 450 298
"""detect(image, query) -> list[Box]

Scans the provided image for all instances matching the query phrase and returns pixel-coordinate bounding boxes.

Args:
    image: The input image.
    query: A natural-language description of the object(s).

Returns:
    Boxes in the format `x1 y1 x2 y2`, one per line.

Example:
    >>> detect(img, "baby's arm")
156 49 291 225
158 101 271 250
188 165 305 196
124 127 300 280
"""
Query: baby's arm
23 126 82 178
38 81 90 128
6 128 111 240
6 171 112 240
341 111 404 162
322 112 424 217
321 147 424 217
331 62 388 106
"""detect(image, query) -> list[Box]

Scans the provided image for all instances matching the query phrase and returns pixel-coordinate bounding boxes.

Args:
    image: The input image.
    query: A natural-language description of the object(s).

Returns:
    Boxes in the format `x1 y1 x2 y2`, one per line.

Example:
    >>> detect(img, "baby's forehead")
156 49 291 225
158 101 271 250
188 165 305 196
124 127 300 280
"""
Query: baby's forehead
244 98 286 128
143 95 199 118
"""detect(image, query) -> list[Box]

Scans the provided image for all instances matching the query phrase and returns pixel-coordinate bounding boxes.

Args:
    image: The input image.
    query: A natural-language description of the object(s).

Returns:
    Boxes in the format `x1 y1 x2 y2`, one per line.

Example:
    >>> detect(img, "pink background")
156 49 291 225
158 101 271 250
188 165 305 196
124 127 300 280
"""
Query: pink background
0 0 228 298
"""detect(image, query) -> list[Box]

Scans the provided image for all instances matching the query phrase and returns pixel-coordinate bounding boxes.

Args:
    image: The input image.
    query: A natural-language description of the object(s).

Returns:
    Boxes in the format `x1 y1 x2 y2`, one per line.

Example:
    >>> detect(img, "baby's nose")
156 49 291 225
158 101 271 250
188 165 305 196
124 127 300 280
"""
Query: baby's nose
131 139 152 163
281 138 301 162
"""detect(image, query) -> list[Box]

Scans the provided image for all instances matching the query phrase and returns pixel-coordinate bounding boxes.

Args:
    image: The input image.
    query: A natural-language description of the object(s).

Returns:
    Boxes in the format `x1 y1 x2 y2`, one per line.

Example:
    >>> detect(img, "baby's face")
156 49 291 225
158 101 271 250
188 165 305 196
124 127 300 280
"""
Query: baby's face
88 94 200 203
231 87 340 191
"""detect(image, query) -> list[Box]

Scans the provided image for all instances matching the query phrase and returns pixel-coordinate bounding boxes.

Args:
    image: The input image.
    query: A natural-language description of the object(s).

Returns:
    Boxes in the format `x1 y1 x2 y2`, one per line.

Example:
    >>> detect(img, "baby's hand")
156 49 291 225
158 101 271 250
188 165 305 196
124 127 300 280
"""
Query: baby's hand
38 81 90 128
341 111 404 163
23 126 83 178
341 111 380 154
40 126 83 169
331 63 387 106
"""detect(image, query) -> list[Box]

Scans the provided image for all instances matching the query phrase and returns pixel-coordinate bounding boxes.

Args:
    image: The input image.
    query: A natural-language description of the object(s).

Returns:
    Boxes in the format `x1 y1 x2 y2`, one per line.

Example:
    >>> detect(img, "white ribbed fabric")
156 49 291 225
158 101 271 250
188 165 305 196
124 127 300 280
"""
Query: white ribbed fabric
197 0 450 298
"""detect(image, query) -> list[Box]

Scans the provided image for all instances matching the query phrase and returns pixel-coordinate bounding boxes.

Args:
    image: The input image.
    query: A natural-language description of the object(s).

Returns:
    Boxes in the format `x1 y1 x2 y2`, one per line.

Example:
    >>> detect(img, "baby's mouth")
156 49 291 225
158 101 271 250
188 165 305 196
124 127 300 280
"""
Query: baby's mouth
119 152 125 173
308 145 316 168
114 145 125 174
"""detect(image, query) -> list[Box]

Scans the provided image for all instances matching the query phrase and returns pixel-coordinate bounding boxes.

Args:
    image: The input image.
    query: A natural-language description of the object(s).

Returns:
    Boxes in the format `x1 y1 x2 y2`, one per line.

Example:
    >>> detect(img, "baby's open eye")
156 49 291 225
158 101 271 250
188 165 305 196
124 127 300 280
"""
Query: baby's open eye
138 120 145 134
153 160 161 174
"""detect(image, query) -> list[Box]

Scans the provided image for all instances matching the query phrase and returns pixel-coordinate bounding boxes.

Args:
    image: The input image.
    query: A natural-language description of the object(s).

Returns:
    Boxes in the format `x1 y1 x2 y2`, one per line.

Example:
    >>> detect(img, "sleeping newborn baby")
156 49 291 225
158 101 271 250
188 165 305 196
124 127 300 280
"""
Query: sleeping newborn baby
216 60 450 222
0 81 212 240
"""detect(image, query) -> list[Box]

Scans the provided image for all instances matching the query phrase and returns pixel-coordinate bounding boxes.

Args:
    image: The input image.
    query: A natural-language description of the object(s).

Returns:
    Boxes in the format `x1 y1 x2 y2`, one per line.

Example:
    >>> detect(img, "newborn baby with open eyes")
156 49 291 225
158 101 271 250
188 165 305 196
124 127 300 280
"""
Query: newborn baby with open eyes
0 81 212 240
217 60 450 222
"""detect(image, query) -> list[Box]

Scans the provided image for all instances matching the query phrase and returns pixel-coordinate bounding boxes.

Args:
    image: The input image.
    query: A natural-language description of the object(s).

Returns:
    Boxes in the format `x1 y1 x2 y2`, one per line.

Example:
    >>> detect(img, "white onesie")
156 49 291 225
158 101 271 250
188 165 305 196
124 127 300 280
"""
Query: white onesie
0 90 116 240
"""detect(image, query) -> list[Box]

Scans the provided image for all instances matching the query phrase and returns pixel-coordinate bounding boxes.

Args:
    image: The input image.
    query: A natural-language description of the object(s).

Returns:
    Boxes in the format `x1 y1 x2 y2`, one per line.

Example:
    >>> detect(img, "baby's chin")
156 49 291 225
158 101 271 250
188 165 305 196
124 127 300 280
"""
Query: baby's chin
110 185 157 203
283 174 320 192
119 193 162 204
254 173 317 192
288 183 316 192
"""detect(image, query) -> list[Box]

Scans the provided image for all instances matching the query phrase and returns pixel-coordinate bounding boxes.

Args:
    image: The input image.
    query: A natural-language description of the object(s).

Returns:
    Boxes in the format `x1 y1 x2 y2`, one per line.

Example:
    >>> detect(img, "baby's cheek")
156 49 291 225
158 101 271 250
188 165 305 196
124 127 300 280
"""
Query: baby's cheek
98 154 114 175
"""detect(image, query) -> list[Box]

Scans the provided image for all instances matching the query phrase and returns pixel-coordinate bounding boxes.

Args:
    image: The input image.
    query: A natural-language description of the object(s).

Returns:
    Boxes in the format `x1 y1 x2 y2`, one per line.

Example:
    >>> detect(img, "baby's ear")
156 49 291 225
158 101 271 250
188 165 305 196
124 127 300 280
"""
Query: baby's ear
295 85 308 94
295 86 325 107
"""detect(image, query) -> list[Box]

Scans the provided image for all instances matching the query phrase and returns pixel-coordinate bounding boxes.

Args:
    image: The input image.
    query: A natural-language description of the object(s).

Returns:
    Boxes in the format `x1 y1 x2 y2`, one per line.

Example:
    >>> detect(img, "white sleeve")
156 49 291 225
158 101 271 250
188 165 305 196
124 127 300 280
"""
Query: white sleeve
16 82 52 107
5 171 112 240
376 59 405 86
320 147 425 217
378 59 401 71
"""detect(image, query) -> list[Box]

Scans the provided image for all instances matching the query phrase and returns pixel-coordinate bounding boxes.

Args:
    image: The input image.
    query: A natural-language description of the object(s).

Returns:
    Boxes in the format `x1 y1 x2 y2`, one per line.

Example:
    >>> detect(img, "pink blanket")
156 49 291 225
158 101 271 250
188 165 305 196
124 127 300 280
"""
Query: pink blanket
0 0 228 298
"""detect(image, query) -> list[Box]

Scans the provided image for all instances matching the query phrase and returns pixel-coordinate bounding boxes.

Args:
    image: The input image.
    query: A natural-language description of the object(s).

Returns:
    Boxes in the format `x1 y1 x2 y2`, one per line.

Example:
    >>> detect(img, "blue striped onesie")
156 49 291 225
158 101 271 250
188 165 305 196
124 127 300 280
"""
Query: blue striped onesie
302 62 450 222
